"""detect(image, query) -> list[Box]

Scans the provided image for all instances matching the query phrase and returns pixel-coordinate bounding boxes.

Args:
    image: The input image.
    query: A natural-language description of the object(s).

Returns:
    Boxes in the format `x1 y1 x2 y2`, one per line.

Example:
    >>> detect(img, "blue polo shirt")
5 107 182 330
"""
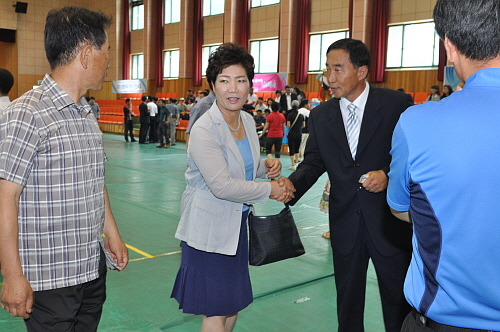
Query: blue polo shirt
387 68 500 330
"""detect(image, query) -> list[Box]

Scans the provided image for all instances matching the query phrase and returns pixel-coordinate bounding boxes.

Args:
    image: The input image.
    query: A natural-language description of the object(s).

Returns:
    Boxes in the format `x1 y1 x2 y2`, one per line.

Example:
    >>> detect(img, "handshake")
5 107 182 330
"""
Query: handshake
270 177 296 203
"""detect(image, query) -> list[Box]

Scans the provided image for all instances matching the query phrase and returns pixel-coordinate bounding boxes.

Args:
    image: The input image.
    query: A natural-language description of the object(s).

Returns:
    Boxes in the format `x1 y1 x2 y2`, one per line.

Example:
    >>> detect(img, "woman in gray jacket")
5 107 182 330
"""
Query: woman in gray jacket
171 43 293 332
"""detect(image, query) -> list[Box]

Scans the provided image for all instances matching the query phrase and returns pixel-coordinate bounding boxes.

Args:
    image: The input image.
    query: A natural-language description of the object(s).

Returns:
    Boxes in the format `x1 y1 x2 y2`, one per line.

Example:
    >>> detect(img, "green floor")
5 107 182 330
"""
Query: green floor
0 133 385 331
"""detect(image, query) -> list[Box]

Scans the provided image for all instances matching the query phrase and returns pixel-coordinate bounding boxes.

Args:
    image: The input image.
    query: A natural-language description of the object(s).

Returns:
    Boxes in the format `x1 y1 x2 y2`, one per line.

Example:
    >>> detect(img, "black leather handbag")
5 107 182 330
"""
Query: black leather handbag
248 205 305 266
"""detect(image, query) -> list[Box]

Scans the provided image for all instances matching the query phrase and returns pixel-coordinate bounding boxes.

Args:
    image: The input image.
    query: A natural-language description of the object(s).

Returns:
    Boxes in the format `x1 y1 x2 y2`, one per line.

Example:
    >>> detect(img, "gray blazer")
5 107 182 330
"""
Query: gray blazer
175 102 272 255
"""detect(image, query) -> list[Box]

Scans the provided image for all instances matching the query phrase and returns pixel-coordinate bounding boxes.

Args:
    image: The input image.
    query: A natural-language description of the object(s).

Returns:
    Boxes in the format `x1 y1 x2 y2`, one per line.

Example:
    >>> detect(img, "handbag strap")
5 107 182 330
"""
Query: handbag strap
290 112 301 129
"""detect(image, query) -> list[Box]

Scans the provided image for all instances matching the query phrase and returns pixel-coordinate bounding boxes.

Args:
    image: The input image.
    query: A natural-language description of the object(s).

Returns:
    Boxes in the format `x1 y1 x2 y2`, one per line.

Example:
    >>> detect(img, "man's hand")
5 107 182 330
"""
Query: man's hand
104 236 128 271
270 176 296 203
265 158 282 179
360 170 387 193
0 275 33 319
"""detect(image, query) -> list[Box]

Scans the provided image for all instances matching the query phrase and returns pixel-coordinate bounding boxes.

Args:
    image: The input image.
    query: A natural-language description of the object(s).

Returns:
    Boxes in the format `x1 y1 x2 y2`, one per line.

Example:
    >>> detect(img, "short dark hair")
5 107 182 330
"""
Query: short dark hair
141 96 147 102
201 91 209 97
170 98 177 103
125 98 131 103
299 99 310 109
0 68 14 95
271 102 280 112
44 6 112 70
90 96 96 100
326 38 371 71
206 43 255 91
434 0 500 61
148 95 154 101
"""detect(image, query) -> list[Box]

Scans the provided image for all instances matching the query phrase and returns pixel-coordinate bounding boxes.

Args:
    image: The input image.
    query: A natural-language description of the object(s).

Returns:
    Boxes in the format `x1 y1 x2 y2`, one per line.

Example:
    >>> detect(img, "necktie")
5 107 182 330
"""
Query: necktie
346 103 360 159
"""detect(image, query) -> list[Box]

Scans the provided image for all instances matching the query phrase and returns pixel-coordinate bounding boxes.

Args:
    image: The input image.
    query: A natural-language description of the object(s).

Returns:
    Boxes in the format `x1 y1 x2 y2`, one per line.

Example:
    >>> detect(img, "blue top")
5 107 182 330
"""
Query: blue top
387 68 500 330
235 135 254 212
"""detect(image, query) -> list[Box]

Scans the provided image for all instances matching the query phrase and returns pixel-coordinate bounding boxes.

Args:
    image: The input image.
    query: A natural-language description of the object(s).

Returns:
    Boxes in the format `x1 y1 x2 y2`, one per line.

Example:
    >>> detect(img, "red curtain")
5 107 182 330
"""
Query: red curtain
193 0 203 86
122 0 131 80
437 39 446 81
295 0 310 84
155 0 164 87
370 0 388 83
239 0 250 50
348 0 353 38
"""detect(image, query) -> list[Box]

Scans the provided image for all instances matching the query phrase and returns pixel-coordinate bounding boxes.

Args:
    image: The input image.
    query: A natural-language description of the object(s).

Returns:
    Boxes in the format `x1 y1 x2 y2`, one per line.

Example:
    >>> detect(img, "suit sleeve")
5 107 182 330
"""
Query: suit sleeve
287 109 326 205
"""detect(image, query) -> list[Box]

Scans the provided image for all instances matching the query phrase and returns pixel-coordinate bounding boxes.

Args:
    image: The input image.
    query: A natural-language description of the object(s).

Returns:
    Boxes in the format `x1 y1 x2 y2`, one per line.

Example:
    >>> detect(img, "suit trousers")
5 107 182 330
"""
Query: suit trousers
25 249 107 332
331 212 411 332
139 122 149 143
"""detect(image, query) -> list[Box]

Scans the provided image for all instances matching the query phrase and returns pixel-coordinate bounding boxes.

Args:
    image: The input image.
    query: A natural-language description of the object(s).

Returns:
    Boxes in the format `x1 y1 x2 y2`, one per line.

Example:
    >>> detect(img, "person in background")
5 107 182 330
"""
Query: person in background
266 97 275 110
170 43 290 332
317 68 331 102
388 0 500 330
254 109 266 132
167 98 179 146
275 90 282 104
88 96 100 120
259 102 286 159
426 84 441 101
293 86 306 101
138 95 150 144
185 91 216 150
0 7 128 331
186 89 196 104
0 68 14 111
147 95 158 143
247 87 258 107
157 99 171 149
441 84 453 98
123 98 136 142
297 98 311 162
254 97 267 112
286 99 305 170
279 85 298 113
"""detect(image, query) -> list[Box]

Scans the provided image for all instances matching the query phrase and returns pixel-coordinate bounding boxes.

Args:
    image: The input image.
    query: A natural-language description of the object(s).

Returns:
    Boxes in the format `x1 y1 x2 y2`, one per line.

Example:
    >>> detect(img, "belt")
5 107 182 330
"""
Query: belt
411 308 494 332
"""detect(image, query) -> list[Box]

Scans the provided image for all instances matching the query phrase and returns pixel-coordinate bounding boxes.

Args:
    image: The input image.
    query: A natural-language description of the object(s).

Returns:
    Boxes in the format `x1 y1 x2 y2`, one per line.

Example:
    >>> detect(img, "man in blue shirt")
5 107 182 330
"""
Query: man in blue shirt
387 0 500 330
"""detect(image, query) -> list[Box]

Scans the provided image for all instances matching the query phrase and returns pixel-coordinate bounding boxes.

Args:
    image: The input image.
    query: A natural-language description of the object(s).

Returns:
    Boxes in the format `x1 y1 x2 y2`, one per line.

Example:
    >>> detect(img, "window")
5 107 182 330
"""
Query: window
251 0 280 8
164 0 180 24
131 54 144 79
250 39 279 73
163 50 180 78
131 0 144 31
308 31 348 72
386 22 440 69
203 0 224 17
202 45 221 76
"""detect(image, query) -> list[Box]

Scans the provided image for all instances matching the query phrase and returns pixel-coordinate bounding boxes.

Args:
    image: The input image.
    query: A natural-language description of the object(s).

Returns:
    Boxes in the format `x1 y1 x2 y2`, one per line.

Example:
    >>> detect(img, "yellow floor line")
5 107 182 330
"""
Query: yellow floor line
129 250 182 262
125 243 154 258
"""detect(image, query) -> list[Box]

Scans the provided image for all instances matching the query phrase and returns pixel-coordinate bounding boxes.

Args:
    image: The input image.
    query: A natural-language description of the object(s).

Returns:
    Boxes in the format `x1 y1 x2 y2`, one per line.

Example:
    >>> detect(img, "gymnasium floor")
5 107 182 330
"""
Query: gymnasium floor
0 133 386 331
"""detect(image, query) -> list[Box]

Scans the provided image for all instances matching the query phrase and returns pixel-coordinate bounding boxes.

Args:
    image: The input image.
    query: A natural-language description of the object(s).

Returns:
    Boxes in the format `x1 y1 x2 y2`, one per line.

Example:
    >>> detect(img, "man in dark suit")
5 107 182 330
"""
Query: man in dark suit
279 85 298 112
278 39 413 332
138 95 150 144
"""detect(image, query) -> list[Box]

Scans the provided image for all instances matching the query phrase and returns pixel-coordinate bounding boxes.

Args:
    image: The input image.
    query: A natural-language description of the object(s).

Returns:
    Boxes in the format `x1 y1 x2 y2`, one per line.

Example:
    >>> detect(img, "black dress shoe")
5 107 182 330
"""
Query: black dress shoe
131 139 137 142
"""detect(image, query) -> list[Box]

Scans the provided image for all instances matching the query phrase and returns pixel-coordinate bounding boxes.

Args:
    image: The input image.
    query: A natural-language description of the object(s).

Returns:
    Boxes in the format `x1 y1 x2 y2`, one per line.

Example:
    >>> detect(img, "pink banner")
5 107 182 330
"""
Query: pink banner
251 73 288 92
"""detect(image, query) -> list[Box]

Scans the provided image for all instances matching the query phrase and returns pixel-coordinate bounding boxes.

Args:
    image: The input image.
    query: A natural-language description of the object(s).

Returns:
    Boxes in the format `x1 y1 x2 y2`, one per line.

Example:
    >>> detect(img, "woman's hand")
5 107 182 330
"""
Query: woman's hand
265 158 281 179
270 178 295 202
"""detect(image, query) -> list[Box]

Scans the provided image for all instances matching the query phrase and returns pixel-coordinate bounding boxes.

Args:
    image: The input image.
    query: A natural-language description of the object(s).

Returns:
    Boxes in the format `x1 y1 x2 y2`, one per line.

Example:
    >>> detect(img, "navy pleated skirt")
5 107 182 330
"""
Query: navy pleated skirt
170 210 252 317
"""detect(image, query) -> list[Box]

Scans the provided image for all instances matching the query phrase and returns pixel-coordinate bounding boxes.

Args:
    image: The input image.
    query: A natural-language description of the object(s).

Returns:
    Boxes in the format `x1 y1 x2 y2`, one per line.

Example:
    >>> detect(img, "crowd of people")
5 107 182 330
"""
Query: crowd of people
2 0 500 332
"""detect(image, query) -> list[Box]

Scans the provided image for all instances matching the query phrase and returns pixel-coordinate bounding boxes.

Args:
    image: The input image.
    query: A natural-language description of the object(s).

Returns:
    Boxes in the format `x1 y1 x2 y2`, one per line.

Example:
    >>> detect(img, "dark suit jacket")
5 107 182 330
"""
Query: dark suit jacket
139 102 150 123
288 86 413 256
279 92 298 111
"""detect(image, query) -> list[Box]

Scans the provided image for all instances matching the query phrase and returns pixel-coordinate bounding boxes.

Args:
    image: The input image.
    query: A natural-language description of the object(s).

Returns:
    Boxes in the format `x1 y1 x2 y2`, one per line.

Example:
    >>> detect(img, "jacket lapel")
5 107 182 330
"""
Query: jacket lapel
356 86 383 159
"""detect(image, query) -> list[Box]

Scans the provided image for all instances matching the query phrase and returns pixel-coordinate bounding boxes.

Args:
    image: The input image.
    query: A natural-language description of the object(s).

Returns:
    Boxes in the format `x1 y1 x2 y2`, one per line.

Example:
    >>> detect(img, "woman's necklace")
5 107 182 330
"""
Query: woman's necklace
227 115 241 132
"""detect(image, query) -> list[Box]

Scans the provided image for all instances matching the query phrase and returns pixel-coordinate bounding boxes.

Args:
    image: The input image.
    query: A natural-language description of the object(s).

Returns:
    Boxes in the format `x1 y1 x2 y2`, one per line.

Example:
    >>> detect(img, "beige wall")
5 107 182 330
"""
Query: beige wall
311 0 349 33
389 0 436 24
0 0 444 100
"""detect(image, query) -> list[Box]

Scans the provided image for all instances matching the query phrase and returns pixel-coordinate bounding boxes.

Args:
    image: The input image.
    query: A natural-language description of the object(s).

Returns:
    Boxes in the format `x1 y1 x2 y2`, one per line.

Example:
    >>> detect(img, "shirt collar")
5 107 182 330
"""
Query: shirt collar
340 81 370 112
41 74 90 114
